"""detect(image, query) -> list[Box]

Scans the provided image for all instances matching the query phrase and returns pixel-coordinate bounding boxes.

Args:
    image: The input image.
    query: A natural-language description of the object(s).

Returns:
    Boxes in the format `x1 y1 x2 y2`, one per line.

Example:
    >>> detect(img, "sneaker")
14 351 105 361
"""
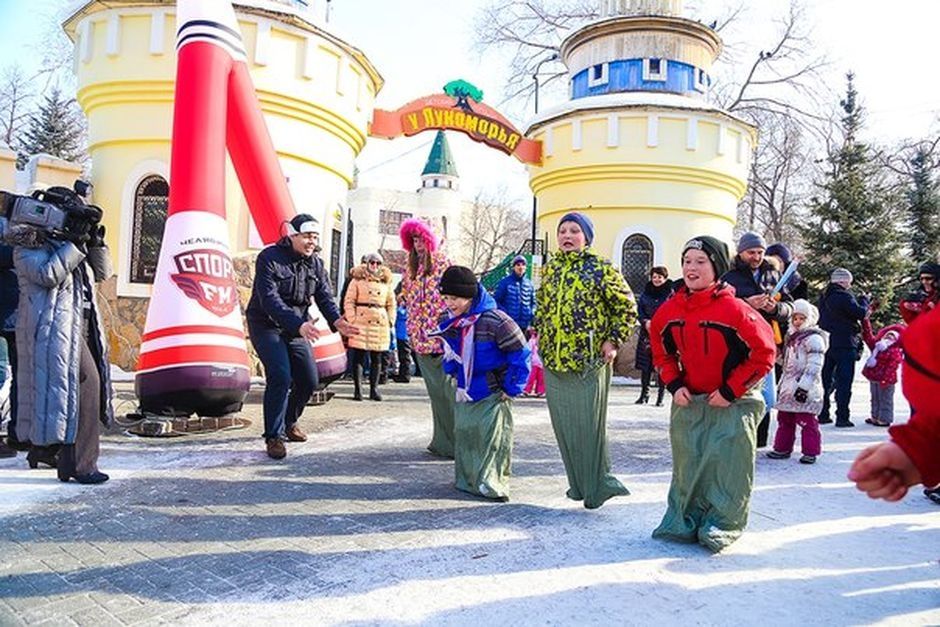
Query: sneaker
835 420 855 428
766 450 791 459
265 438 286 459
799 455 817 464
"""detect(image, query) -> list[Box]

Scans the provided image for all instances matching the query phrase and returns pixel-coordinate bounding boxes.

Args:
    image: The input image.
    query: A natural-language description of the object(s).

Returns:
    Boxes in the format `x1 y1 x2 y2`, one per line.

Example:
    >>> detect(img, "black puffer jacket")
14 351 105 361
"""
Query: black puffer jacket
245 239 340 336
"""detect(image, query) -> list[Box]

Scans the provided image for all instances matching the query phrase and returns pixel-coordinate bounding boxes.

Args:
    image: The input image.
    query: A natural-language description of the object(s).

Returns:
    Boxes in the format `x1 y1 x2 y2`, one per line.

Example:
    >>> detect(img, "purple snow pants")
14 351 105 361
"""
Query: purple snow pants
773 411 821 456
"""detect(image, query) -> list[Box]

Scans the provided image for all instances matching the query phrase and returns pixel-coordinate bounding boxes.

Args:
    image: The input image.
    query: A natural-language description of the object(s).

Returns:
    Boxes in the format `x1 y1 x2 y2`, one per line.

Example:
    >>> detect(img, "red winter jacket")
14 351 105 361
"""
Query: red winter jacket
860 319 905 386
650 283 776 402
889 305 940 487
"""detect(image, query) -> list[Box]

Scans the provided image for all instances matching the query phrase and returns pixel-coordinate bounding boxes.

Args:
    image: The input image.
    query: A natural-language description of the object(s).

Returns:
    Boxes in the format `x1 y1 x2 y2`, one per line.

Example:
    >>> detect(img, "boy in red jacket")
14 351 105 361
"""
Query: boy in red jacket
650 236 775 552
849 304 940 501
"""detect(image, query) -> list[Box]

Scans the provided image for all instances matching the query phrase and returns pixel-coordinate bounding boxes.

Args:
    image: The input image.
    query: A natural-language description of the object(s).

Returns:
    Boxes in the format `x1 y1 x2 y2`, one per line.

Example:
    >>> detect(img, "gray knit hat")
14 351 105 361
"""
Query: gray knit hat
830 268 853 284
736 231 767 253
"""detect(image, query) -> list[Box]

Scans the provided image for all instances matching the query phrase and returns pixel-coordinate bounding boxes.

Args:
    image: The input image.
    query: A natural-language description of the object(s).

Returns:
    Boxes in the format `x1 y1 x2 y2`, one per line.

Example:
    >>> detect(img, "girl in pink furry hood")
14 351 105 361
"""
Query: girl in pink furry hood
398 218 456 457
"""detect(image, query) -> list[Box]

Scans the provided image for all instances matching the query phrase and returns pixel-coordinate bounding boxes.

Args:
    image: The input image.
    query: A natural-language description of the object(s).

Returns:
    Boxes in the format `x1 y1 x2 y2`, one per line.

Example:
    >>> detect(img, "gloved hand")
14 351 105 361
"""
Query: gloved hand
88 225 106 248
794 387 808 403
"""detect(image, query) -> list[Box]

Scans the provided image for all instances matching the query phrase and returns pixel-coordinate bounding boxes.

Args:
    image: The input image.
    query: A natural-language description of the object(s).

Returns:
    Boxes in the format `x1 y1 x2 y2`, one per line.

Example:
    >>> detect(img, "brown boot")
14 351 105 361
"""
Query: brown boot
265 438 286 459
286 424 307 442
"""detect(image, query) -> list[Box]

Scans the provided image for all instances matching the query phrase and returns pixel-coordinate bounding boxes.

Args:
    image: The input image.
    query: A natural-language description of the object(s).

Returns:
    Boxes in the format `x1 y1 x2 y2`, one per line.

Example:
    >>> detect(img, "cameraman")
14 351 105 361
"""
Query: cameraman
8 187 113 483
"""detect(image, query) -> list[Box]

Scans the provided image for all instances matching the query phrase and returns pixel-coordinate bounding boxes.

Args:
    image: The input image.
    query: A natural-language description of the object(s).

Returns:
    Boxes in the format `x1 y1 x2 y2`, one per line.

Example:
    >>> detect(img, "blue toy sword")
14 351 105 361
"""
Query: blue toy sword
769 260 799 298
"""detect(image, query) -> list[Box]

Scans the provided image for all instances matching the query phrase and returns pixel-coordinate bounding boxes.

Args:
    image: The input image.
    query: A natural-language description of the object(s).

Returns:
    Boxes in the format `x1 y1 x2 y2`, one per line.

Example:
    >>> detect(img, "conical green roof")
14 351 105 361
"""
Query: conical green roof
422 130 458 177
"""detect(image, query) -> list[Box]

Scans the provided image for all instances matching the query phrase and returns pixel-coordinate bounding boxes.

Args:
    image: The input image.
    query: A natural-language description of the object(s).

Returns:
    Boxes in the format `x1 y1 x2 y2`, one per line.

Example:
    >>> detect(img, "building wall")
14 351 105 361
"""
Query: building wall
347 183 471 279
529 108 753 277
64 1 381 299
61 1 382 369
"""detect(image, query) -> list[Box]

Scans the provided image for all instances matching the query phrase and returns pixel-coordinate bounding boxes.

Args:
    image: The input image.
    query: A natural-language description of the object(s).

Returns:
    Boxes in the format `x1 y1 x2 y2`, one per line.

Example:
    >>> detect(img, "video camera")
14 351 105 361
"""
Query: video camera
0 181 103 244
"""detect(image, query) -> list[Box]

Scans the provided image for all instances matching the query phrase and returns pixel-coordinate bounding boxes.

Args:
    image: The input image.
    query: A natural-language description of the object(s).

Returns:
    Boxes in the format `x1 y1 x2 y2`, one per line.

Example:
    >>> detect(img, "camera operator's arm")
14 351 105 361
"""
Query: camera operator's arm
85 226 112 283
13 240 85 289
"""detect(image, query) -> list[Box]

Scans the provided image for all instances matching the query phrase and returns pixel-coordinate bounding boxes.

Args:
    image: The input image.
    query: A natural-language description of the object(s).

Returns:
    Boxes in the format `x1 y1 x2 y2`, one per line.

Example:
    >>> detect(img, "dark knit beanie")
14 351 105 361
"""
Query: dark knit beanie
683 236 731 279
766 243 792 265
439 265 478 299
919 261 940 278
558 212 594 245
736 231 766 253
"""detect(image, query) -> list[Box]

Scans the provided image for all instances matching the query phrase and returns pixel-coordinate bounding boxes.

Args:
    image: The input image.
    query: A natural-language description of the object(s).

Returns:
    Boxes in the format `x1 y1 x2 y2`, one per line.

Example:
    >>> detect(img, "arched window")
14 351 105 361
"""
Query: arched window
130 175 169 284
621 234 653 295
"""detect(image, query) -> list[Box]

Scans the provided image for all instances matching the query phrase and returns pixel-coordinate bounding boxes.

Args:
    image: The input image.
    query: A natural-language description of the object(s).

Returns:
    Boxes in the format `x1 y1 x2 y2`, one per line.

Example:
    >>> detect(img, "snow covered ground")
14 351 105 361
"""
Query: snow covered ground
0 377 937 626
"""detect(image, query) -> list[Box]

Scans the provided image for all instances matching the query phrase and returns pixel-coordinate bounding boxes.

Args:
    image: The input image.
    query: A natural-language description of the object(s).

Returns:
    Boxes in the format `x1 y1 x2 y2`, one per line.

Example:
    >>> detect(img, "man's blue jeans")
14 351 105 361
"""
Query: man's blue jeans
819 346 857 424
248 325 318 441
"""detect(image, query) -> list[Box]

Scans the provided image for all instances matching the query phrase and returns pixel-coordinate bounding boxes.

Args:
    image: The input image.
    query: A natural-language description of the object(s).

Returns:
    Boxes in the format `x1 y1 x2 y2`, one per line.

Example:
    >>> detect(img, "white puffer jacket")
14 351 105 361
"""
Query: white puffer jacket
776 312 828 414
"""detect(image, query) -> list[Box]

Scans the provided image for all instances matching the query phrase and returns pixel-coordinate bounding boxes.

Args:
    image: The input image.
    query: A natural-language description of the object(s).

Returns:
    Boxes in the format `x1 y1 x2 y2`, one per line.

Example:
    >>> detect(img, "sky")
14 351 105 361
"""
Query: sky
1 0 939 208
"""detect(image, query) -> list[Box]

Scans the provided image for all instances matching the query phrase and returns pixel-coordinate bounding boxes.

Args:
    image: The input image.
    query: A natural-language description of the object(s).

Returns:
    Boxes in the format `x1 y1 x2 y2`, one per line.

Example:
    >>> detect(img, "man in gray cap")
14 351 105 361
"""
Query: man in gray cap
817 268 870 427
721 231 793 447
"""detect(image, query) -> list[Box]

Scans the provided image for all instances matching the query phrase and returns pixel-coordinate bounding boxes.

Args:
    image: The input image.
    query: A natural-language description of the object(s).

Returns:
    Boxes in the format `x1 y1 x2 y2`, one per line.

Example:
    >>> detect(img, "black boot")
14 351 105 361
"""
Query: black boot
57 444 108 484
634 389 649 404
352 363 363 401
635 370 651 404
655 384 666 407
27 445 59 469
369 354 382 401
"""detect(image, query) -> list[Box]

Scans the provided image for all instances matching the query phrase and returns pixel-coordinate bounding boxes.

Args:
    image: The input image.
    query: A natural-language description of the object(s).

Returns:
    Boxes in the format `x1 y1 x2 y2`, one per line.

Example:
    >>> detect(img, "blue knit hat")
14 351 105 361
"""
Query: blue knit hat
558 212 594 245
736 231 767 253
512 255 526 266
766 242 792 265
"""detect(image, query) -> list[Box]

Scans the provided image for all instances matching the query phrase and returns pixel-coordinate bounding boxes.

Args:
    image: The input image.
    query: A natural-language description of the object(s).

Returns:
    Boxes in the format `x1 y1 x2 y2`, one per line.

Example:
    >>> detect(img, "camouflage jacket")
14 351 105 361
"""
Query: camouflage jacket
534 249 638 372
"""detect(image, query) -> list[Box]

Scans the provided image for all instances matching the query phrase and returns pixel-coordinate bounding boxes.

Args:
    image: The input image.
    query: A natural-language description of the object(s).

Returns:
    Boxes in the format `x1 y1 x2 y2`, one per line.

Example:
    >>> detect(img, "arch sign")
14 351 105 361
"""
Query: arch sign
370 80 543 165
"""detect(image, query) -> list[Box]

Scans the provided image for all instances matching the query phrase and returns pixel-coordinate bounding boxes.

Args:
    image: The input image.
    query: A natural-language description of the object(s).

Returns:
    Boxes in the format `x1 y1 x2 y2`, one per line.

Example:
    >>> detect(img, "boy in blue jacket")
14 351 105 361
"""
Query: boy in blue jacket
435 266 530 501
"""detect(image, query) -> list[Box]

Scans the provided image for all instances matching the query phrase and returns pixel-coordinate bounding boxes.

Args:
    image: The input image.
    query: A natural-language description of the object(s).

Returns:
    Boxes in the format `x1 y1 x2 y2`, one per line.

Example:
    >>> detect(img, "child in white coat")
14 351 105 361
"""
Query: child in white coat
768 299 829 464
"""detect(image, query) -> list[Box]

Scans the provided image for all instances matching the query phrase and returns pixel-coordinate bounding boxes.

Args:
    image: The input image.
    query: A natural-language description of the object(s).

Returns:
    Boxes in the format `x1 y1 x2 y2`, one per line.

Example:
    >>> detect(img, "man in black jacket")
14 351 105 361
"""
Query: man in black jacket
246 214 357 459
721 232 792 447
817 268 869 427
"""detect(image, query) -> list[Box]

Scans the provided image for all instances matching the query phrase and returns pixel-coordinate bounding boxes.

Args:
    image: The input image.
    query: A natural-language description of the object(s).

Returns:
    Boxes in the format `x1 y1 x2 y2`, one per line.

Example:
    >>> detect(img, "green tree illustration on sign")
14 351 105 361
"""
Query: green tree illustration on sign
444 79 484 112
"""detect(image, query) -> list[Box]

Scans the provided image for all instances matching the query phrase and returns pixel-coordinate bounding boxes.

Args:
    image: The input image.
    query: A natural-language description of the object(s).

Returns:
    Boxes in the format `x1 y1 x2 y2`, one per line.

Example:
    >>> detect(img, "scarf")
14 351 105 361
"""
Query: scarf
439 313 482 402
865 336 897 369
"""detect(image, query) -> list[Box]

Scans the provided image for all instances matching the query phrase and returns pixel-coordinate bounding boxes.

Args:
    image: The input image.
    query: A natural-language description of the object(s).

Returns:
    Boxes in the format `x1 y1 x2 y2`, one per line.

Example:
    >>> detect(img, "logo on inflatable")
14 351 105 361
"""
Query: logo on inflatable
170 248 238 317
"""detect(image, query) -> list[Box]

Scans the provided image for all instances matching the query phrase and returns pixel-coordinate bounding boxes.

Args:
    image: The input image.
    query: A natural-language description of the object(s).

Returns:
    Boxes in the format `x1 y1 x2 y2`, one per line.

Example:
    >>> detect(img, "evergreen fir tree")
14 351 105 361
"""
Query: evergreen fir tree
907 148 940 267
801 73 905 324
20 87 85 164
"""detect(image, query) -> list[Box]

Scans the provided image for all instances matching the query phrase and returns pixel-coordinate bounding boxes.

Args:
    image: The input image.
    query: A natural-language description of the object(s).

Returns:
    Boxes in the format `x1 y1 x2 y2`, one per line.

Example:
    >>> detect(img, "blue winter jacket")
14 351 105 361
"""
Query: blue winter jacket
818 283 869 350
395 304 408 341
437 286 530 402
246 239 340 336
493 271 535 331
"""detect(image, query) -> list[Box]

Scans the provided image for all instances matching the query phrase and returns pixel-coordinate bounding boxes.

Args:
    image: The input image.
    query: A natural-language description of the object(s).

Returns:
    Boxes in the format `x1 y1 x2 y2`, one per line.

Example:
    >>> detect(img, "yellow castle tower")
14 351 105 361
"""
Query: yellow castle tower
527 0 755 292
62 0 382 367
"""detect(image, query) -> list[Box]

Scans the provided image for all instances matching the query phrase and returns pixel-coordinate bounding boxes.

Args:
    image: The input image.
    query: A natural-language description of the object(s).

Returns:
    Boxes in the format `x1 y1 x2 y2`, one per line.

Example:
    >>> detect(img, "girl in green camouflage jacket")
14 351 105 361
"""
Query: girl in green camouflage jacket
534 213 638 509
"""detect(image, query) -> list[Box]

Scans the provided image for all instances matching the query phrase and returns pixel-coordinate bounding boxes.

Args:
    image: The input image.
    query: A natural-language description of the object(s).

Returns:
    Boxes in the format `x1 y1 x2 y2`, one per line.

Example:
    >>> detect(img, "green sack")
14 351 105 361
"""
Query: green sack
454 394 513 500
545 363 630 509
652 391 765 553
416 353 456 458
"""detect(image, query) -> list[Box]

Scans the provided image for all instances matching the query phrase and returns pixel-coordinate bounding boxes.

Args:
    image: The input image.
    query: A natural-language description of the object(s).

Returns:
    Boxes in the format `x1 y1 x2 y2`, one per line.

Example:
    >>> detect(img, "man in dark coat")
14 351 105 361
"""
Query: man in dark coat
818 268 870 427
720 232 792 447
493 255 535 333
246 214 358 459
